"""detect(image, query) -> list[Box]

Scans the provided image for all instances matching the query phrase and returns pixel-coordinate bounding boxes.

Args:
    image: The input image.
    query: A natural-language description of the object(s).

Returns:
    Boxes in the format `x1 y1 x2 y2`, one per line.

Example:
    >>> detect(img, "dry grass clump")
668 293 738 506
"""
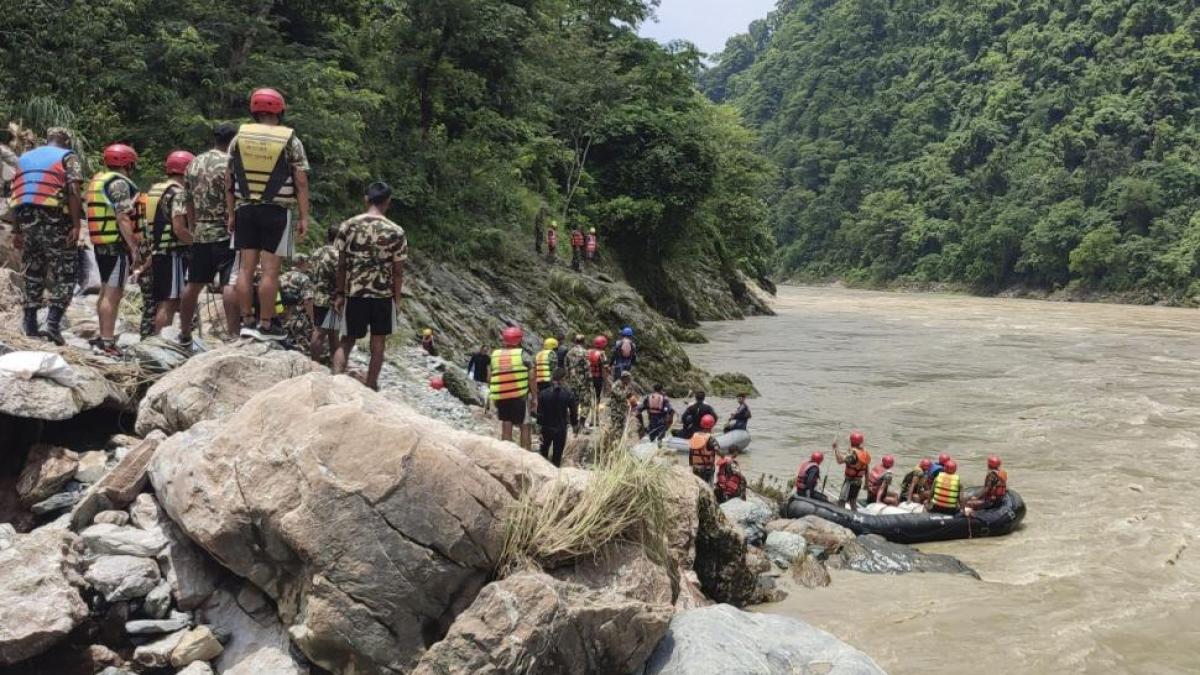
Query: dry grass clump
0 329 154 395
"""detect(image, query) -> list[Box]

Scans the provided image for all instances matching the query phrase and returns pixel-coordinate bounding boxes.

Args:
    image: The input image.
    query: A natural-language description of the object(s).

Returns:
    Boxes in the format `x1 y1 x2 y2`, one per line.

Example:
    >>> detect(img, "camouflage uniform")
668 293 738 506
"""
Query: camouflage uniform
310 243 338 310
0 143 18 221
15 150 83 310
173 148 230 244
93 175 139 263
334 213 408 298
607 377 641 432
135 220 156 338
279 269 314 352
564 344 591 401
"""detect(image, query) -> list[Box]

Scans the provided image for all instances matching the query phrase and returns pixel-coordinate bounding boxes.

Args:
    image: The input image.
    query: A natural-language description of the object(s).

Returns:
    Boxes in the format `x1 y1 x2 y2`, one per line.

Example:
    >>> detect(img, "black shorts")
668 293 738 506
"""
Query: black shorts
314 306 330 328
95 250 129 289
344 297 394 339
151 251 188 302
234 204 290 255
840 477 863 504
496 398 527 425
188 240 235 286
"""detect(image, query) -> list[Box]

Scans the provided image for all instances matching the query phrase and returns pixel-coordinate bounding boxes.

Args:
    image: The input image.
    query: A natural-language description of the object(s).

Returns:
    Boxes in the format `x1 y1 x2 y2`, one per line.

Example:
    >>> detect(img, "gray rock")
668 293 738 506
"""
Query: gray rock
766 516 856 553
69 432 167 531
144 581 173 619
157 520 221 611
830 534 980 578
129 493 164 530
169 625 223 668
764 530 808 568
31 488 86 516
175 661 215 675
0 524 14 551
132 628 188 669
719 496 774 546
0 356 126 420
199 585 307 675
94 510 131 526
82 523 167 557
124 336 192 375
0 528 89 665
126 613 191 635
16 444 79 506
84 555 160 601
75 450 110 484
644 604 886 675
98 668 137 675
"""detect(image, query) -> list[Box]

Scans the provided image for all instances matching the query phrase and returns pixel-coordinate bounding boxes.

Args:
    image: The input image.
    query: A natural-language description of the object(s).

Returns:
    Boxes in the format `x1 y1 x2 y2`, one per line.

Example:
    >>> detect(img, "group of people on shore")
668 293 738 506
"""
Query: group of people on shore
535 213 599 271
4 89 409 391
795 432 1011 515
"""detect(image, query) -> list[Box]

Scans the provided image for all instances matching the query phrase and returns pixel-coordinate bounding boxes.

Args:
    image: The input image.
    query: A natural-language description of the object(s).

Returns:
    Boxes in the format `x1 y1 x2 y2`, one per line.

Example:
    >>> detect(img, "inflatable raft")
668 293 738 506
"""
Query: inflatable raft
784 489 1025 544
663 429 752 455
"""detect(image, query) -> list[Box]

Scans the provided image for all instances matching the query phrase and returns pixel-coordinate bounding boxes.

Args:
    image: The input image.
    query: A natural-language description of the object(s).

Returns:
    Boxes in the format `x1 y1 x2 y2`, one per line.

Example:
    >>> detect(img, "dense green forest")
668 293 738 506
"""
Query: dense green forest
706 0 1200 296
0 0 774 314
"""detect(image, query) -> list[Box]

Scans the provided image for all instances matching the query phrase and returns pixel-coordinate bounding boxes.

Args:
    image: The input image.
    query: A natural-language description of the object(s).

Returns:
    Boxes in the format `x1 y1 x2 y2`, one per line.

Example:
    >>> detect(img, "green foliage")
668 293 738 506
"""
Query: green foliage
709 0 1200 296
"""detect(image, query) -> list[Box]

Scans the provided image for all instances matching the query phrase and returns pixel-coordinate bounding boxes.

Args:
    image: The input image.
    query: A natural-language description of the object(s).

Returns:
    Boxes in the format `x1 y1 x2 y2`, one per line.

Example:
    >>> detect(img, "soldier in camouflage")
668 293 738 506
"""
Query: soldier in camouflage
308 226 340 361
607 370 642 436
0 126 18 222
279 253 315 354
7 127 83 345
131 217 156 339
564 333 591 402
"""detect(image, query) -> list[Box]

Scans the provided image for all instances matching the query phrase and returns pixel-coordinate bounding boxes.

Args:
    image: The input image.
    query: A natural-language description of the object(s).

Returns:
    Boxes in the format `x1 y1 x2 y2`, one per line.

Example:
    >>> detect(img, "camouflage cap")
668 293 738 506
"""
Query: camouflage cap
292 253 310 265
45 127 73 143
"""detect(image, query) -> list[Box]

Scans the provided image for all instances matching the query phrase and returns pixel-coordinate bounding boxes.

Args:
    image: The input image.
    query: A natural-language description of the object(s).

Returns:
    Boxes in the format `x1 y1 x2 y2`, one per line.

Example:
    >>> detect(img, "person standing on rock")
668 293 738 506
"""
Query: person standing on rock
636 383 674 442
715 446 747 503
536 367 579 467
467 344 491 411
148 150 195 334
309 224 340 361
545 220 558 263
332 181 407 392
534 337 558 391
7 127 83 344
585 227 598 263
177 122 239 348
490 326 538 448
795 451 826 500
688 414 721 484
569 225 584 271
555 331 569 368
833 431 871 511
0 126 19 221
585 335 609 427
279 253 315 353
227 87 310 341
611 326 637 379
607 370 641 435
420 328 438 356
564 333 590 398
86 143 142 357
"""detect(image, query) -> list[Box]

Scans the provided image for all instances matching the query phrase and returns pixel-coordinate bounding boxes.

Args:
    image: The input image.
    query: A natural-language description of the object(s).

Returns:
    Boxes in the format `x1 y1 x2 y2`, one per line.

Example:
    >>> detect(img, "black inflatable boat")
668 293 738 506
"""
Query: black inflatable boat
784 489 1026 544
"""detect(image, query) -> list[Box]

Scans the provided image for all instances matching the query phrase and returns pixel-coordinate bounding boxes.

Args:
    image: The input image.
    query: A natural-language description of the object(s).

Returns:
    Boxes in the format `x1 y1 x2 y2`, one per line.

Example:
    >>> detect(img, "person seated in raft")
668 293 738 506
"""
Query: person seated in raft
724 393 751 432
964 455 1008 512
900 458 932 504
928 452 951 482
865 454 898 506
794 451 827 501
927 459 962 515
715 446 747 503
676 391 717 439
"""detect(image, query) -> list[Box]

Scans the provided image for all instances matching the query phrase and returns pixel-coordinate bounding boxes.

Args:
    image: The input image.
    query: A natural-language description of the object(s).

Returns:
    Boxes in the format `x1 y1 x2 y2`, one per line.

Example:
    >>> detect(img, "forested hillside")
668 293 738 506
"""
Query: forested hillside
707 0 1200 297
0 0 773 320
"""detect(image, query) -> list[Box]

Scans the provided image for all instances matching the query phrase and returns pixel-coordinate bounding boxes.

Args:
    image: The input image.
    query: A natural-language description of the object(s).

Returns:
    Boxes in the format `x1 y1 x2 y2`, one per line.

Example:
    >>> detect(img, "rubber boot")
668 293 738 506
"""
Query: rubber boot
23 308 39 337
40 306 66 346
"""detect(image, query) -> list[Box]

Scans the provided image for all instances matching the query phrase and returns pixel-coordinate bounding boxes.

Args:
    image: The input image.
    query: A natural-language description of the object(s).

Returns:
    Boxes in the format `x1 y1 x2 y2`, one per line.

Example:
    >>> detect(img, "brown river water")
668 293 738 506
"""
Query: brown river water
683 286 1200 675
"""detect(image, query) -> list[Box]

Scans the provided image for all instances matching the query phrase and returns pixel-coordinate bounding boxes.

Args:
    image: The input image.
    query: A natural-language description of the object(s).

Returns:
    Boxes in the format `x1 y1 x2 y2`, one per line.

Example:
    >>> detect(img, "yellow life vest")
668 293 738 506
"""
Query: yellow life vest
86 171 138 245
230 123 296 204
275 291 285 316
534 349 555 384
489 348 529 402
145 181 183 252
931 472 961 509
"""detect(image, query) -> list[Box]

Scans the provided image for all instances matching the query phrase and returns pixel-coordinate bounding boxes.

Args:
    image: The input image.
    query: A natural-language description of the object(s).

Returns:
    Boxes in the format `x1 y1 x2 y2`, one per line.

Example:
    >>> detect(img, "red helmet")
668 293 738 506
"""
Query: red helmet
103 143 137 169
595 335 609 349
501 326 524 347
849 431 864 447
882 455 895 468
699 414 716 430
165 150 195 175
250 87 286 115
919 458 932 471
810 451 825 464
944 460 958 475
987 455 1002 470
938 453 951 465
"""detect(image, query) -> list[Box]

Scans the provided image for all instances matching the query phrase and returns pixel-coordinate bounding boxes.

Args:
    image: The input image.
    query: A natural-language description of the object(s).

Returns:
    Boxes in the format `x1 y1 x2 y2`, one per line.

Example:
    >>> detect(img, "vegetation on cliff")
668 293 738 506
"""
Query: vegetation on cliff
706 0 1200 297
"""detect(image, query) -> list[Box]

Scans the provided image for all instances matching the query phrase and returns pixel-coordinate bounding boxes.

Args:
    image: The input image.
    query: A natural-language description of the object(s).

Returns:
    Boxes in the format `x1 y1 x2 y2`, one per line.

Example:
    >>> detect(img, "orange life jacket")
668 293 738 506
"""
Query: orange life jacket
689 433 715 470
488 348 529 402
844 447 870 479
866 464 890 497
587 349 604 378
985 469 1008 501
931 472 961 510
795 461 820 492
716 457 745 499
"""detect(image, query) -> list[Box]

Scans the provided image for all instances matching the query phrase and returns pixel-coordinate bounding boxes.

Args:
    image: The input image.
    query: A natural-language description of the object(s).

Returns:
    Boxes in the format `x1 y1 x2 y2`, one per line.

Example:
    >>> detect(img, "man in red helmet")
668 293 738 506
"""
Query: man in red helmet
137 150 194 334
86 143 141 356
865 454 897 506
967 455 1009 510
795 451 826 500
929 459 961 515
226 87 311 341
833 431 871 511
489 325 538 448
901 458 932 504
584 335 609 426
688 413 721 483
332 182 407 392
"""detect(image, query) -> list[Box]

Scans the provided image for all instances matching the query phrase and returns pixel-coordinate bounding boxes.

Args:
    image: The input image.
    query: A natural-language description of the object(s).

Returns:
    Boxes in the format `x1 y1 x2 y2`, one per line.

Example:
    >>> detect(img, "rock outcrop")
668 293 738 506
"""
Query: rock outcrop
644 604 886 675
136 341 317 436
16 444 79 506
766 516 856 553
0 347 128 420
0 528 89 665
830 534 980 578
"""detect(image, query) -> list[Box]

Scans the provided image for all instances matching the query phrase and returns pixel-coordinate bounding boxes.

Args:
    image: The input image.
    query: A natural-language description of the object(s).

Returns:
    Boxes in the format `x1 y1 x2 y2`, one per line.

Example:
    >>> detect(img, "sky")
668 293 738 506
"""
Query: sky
639 0 777 56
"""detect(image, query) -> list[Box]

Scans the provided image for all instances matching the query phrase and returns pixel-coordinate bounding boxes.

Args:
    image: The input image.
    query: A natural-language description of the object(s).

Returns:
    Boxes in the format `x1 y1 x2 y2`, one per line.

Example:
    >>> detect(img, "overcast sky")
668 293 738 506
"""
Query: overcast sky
639 0 777 55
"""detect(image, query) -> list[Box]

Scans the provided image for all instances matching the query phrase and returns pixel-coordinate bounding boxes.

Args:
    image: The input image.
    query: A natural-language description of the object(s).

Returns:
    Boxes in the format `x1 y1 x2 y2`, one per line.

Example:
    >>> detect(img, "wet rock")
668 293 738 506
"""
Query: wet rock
644 604 886 675
94 510 130 526
144 581 173 619
81 523 167 557
754 574 788 604
126 612 191 635
135 341 316 436
764 530 808 568
157 520 221 611
0 528 89 665
84 555 160 602
718 493 775 546
70 432 166 530
707 371 759 398
16 444 79 506
199 585 308 675
169 625 224 668
74 450 109 484
791 553 833 588
693 485 757 607
131 628 188 669
413 572 671 675
766 516 856 553
31 486 85 516
129 493 163 530
830 534 981 578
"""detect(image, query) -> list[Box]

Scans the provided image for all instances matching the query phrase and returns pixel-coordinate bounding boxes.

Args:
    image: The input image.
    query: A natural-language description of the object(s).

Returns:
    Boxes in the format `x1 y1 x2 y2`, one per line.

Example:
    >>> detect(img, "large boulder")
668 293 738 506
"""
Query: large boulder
135 341 317 436
718 492 775 546
644 604 886 675
0 351 127 420
830 534 980 578
766 516 856 553
0 528 89 665
16 444 79 506
693 488 757 607
150 372 559 673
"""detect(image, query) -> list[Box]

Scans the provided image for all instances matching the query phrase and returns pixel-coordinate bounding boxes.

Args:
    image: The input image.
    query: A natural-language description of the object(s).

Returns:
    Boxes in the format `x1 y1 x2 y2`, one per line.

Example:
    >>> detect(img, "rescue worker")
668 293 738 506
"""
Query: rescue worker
0 127 19 221
564 333 590 399
900 458 932 504
535 337 558 390
689 414 720 484
488 325 538 449
607 370 640 434
795 451 826 500
7 127 82 345
278 254 315 352
569 225 584 271
226 87 311 341
331 182 408 392
678 391 717 439
555 332 570 368
420 328 438 356
725 393 751 432
585 227 598 262
928 452 952 482
309 225 340 360
177 122 239 348
147 150 195 334
833 431 871 511
966 455 1008 510
466 344 491 410
585 335 609 426
611 326 637 379
928 459 961 515
87 143 141 357
545 220 558 262
535 367 579 467
865 455 896 505
715 446 747 503
129 195 156 339
636 383 675 441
